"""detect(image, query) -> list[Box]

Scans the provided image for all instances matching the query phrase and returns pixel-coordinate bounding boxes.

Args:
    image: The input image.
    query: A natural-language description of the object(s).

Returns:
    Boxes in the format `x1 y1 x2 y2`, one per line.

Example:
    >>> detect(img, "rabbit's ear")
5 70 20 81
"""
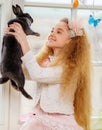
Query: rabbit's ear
12 5 17 15
12 4 23 16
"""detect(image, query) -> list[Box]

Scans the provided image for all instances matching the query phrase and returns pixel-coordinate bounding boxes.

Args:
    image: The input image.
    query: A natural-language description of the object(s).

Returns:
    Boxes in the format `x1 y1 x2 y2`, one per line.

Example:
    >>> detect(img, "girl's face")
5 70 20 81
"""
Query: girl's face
47 21 71 50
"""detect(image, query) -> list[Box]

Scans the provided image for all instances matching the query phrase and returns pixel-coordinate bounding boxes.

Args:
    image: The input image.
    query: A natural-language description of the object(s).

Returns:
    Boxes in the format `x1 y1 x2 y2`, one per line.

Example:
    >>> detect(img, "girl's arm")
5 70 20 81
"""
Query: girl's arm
6 22 62 83
21 51 62 84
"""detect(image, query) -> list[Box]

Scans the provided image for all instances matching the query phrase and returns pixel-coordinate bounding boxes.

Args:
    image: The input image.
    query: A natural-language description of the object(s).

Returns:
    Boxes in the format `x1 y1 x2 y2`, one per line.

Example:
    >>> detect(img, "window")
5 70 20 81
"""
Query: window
0 6 1 36
25 0 71 4
24 0 102 6
0 5 3 125
21 1 102 129
0 1 22 130
24 6 71 53
77 9 102 116
79 0 102 6
78 9 102 63
0 87 3 124
20 5 71 114
0 5 1 43
20 6 71 114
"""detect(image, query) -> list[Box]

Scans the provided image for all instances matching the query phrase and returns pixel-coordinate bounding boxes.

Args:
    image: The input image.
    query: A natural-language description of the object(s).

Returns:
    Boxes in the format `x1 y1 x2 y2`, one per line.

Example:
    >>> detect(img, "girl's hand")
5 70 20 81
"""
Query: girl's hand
6 22 30 55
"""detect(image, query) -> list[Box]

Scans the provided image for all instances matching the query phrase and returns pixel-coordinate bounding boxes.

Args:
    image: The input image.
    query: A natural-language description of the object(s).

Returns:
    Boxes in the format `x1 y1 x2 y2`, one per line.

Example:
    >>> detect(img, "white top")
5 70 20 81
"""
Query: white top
21 50 74 115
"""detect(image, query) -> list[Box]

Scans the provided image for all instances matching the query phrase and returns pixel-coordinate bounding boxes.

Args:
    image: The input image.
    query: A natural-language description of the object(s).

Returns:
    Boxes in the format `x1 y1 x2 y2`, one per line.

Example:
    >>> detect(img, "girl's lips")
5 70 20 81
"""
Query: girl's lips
48 38 56 43
48 39 54 43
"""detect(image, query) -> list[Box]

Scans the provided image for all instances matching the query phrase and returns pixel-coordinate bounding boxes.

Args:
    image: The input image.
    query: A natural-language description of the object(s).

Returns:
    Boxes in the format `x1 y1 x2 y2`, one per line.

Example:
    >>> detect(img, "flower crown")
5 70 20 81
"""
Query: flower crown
68 19 84 38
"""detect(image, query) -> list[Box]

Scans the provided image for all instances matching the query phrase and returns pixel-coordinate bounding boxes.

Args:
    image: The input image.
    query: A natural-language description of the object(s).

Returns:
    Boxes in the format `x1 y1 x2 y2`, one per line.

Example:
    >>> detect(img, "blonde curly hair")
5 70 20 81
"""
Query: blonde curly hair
36 18 91 130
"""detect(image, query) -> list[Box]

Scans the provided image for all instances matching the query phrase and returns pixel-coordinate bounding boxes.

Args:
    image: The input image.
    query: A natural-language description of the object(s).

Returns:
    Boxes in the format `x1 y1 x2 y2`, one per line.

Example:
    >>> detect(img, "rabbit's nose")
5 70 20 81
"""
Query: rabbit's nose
32 32 40 36
34 32 40 37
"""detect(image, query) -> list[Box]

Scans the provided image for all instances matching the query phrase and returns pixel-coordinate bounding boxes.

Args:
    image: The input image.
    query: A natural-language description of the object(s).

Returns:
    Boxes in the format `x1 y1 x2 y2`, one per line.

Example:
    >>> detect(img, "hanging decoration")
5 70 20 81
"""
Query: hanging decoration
71 0 102 27
72 0 79 8
72 0 88 8
88 0 101 27
88 15 101 27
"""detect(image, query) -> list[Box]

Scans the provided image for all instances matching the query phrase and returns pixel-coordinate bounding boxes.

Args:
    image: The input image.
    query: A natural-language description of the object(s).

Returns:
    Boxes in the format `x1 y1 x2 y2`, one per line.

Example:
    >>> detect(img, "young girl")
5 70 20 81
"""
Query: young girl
6 18 91 130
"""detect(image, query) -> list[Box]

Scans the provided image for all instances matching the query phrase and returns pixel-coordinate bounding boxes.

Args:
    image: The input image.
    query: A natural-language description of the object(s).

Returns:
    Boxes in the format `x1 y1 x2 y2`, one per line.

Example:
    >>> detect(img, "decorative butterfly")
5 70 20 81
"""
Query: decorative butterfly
72 0 79 8
88 15 101 27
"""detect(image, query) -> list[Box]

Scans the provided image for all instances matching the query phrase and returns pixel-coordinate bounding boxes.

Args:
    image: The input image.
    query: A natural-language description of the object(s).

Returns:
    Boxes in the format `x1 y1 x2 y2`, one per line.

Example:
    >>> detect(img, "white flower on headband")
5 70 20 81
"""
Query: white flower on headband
68 19 84 38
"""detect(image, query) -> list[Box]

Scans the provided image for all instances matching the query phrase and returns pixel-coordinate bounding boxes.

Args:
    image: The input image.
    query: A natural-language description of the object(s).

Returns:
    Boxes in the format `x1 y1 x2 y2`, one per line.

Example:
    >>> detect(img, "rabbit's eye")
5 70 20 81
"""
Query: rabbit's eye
25 13 30 18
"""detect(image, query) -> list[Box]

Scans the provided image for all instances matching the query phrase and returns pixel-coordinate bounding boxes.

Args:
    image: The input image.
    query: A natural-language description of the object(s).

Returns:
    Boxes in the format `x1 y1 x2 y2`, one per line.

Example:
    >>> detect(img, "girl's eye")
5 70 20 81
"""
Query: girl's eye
57 31 61 34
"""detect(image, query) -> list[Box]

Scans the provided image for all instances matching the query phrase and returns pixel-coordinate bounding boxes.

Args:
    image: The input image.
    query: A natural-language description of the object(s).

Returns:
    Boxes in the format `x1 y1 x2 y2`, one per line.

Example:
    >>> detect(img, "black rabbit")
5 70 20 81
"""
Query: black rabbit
0 4 40 99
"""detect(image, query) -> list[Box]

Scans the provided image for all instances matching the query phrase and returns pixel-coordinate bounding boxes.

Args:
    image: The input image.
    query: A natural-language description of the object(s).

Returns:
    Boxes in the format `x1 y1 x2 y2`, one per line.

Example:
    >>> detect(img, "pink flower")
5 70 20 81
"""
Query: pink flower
68 19 84 38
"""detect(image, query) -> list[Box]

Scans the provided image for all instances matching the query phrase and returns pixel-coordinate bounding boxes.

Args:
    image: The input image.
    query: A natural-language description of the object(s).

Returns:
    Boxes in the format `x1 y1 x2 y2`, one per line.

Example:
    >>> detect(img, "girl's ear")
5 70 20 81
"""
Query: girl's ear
12 4 23 16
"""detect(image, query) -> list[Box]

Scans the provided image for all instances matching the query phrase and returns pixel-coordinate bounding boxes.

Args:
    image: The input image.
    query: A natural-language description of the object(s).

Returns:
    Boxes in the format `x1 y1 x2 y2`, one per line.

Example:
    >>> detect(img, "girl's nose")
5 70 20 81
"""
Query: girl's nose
50 31 55 36
48 32 55 39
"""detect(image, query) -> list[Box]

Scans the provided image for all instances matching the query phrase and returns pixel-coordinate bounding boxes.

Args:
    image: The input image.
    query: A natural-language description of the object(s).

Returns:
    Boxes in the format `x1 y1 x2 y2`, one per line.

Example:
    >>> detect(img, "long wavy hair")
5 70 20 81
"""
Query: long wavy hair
36 18 91 130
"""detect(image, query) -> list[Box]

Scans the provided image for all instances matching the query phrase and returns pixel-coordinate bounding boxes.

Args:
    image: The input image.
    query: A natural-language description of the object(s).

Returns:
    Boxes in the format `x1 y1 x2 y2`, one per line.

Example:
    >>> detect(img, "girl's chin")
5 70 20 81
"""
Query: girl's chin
47 42 54 46
47 43 55 46
47 41 57 48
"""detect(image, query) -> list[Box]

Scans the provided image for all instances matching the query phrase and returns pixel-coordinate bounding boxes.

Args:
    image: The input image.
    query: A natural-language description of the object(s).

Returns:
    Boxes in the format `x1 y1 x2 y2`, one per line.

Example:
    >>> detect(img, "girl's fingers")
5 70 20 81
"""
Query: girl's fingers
13 22 22 28
13 22 23 31
9 24 19 31
5 26 17 36
5 27 9 33
5 27 13 34
5 30 15 36
9 23 22 31
5 23 26 43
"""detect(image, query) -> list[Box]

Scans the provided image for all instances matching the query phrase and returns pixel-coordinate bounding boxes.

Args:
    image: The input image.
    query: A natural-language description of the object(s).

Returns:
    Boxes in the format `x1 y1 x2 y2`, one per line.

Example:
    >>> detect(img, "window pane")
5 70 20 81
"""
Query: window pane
94 0 102 5
78 9 102 116
20 6 71 114
24 6 71 53
78 9 102 63
0 6 1 42
79 0 102 6
0 5 3 124
24 0 102 6
0 86 3 124
24 0 71 4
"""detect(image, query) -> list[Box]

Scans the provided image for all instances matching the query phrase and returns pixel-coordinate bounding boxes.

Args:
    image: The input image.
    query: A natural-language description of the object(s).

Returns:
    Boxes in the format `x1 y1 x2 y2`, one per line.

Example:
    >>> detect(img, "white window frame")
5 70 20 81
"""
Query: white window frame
24 1 102 130
0 0 102 129
0 1 12 130
0 1 24 130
